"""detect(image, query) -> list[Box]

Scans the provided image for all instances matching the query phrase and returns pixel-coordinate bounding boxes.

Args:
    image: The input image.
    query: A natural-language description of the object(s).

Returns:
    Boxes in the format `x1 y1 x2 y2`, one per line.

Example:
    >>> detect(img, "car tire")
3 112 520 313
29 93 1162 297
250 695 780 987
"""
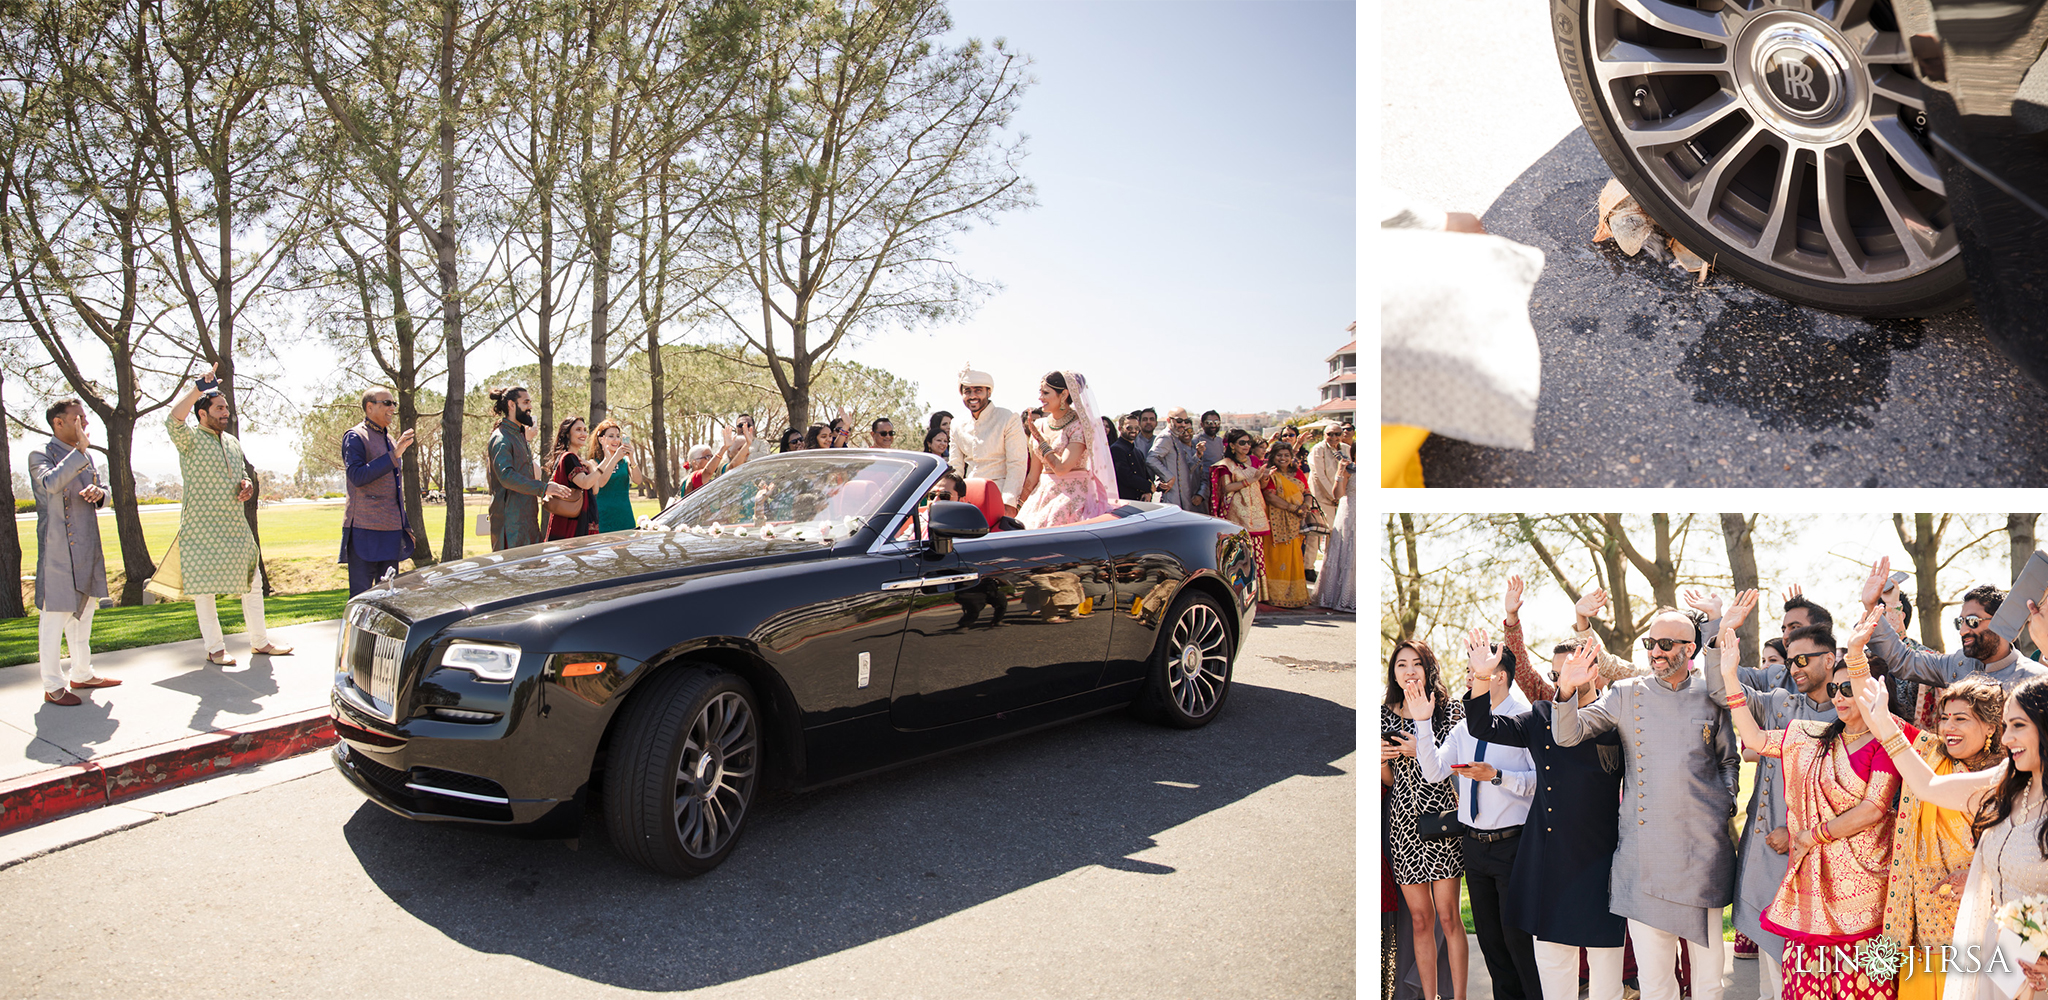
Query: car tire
604 666 761 877
1136 591 1234 729
1548 0 1971 316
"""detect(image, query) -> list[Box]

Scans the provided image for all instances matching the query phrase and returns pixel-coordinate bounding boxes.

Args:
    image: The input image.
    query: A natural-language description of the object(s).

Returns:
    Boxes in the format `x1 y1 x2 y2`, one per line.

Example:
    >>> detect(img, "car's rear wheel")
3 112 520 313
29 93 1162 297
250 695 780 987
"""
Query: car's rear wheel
1136 591 1234 729
1550 0 1970 316
604 667 760 877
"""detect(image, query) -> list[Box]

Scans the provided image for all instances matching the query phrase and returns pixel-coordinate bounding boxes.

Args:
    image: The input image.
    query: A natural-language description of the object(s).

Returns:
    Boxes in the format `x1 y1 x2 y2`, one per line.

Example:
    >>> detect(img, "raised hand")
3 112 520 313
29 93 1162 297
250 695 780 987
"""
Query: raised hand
1782 582 1803 605
1556 638 1599 695
1724 588 1760 630
1848 604 1883 653
394 428 416 457
1682 587 1724 619
1716 619 1741 679
1465 626 1504 682
1861 556 1891 610
1574 588 1609 621
1401 677 1434 723
1856 673 1899 740
1504 575 1525 622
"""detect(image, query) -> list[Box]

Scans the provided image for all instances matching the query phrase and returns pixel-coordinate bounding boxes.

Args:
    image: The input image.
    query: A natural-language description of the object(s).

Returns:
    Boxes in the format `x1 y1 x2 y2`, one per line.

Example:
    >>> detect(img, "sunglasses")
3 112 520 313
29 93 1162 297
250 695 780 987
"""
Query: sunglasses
930 490 954 501
1170 417 1192 424
877 431 897 438
1787 651 1834 669
1826 681 1857 699
1955 614 1988 630
1640 637 1694 652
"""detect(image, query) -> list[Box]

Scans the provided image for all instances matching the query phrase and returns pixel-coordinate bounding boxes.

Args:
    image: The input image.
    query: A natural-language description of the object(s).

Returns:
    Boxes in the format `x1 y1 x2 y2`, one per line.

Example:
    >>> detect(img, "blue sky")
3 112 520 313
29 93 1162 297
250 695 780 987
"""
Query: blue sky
846 0 1359 422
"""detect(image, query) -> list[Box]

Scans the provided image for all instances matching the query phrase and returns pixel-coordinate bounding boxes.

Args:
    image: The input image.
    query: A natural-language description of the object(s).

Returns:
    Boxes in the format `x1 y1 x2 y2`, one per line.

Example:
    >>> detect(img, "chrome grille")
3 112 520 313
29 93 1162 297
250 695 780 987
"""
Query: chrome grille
336 603 408 722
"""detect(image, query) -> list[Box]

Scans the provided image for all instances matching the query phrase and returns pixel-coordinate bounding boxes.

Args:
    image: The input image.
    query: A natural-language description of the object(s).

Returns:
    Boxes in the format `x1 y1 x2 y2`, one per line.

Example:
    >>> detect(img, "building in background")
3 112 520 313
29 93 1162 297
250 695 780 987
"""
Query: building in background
1312 327 1356 423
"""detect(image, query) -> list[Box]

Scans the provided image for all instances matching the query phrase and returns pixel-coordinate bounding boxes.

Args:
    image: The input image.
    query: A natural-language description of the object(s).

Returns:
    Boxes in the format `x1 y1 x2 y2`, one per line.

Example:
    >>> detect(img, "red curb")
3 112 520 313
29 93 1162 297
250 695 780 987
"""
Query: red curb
0 708 336 835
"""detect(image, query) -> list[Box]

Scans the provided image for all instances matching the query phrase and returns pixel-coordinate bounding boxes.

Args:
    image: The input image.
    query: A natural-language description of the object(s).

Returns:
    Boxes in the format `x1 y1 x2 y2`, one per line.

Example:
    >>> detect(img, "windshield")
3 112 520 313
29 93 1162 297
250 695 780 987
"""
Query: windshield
649 452 925 542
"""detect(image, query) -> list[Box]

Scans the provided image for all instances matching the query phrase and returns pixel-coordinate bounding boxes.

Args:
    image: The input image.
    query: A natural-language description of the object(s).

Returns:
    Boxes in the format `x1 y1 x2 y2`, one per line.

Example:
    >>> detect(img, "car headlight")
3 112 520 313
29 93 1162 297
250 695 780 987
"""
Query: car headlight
442 642 522 682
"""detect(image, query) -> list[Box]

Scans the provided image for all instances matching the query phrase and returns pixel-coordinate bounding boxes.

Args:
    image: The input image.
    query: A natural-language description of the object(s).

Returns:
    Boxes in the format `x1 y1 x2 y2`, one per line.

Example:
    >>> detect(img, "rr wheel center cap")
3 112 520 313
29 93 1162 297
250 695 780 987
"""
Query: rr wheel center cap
1753 26 1845 121
693 749 725 799
1180 644 1203 676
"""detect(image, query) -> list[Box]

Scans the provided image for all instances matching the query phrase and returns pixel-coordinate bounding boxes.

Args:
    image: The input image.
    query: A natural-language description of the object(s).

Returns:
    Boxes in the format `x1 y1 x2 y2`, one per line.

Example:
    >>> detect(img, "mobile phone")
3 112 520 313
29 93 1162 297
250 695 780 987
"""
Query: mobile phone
1381 734 1401 745
1449 763 1472 769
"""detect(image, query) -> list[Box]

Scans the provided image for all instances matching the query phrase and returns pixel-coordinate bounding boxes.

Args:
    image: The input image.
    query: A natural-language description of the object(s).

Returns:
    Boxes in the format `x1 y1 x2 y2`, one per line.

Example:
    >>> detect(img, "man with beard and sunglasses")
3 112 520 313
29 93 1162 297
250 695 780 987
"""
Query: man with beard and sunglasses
1554 606 1740 1000
1696 590 1839 1000
1857 557 2045 691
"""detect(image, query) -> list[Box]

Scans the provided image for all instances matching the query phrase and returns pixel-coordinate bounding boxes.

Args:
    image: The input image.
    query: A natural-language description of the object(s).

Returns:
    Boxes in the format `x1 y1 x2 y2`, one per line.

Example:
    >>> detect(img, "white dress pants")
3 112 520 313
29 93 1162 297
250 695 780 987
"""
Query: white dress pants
1628 918 1727 1000
1535 940 1625 1000
195 582 268 654
1758 950 1783 1000
39 605 98 692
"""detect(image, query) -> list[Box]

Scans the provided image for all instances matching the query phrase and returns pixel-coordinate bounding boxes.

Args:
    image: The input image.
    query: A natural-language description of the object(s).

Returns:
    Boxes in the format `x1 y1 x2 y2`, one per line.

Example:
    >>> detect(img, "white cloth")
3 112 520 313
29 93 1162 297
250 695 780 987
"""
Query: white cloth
38 605 98 692
1628 917 1727 1000
1413 685 1536 830
195 573 269 653
1536 940 1623 1000
1380 193 1545 451
1311 486 1354 612
951 403 1029 508
1759 951 1783 1000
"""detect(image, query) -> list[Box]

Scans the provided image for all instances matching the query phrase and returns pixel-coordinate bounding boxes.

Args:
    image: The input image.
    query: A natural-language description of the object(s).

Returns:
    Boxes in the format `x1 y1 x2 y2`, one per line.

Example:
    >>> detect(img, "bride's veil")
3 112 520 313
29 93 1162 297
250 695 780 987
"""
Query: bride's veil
1062 370 1118 508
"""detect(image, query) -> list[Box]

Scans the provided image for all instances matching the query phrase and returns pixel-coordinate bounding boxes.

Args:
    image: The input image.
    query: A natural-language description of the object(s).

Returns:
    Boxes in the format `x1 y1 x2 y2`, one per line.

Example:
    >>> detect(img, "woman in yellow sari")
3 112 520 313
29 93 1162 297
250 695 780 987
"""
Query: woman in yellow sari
1258 439 1309 608
1882 674 2008 1000
1716 599 1904 1000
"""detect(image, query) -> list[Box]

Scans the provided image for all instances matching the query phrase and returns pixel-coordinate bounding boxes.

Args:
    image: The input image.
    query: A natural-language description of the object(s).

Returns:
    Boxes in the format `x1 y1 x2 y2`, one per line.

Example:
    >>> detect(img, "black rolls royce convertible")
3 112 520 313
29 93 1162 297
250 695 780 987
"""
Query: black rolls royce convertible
330 449 1259 876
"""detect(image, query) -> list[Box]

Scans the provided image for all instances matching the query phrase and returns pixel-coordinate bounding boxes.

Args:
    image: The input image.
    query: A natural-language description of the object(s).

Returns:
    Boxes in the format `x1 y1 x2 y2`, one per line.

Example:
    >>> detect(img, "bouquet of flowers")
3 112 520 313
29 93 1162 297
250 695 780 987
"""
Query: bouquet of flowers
1996 895 2048 998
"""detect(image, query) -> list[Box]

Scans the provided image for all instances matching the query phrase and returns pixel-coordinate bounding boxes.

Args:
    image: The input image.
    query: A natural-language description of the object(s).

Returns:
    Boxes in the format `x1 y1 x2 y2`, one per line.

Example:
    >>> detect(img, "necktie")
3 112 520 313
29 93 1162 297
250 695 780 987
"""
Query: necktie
1469 740 1488 823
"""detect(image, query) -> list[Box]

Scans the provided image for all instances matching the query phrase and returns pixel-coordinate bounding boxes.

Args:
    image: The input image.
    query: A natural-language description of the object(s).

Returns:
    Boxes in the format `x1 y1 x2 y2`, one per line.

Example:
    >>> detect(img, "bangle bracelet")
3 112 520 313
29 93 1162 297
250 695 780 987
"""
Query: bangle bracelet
1726 694 1747 709
1816 823 1833 845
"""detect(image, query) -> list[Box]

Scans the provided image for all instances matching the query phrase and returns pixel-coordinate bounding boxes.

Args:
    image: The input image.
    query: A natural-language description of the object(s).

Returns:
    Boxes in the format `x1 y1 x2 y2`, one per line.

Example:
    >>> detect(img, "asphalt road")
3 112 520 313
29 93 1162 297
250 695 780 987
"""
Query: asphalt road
0 613 1356 1000
1383 1 2048 486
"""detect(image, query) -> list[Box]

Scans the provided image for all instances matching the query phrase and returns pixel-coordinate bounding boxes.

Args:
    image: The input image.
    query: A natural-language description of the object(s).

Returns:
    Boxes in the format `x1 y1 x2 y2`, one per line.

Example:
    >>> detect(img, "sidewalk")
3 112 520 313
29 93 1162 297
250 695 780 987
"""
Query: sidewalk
0 619 339 835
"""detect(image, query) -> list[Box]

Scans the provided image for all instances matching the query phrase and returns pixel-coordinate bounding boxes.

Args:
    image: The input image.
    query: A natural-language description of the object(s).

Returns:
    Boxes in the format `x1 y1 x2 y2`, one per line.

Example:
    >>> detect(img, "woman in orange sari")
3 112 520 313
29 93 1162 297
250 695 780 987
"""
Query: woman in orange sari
1716 600 1904 1000
1258 439 1309 608
1881 674 2007 1000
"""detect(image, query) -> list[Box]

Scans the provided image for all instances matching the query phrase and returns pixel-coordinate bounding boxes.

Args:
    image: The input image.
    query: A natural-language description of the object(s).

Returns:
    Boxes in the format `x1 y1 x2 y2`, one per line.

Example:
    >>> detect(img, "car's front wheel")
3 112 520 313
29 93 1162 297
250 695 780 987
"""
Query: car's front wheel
1136 591 1235 729
605 667 761 877
1550 0 1969 316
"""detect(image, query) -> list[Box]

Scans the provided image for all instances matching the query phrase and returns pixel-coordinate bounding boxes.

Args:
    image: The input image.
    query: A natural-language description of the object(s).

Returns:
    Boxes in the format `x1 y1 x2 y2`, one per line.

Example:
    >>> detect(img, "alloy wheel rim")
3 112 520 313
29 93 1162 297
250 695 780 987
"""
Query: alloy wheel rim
673 691 757 859
1587 0 1954 284
1167 604 1228 717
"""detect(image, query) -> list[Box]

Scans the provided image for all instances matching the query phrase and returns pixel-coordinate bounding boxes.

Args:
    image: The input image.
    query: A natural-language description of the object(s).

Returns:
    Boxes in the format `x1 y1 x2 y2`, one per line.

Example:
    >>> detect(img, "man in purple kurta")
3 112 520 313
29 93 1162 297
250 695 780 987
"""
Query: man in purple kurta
339 387 417 595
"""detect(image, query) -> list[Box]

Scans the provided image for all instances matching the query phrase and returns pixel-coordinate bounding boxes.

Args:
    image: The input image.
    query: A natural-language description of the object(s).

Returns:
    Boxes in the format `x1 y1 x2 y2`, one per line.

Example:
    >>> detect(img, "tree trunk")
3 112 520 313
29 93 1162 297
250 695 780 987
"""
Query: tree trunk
1896 513 1947 652
0 375 24 618
1721 513 1759 672
1396 513 1422 642
381 200 436 566
436 0 466 563
649 333 672 507
588 212 613 426
2014 514 2040 656
102 417 156 606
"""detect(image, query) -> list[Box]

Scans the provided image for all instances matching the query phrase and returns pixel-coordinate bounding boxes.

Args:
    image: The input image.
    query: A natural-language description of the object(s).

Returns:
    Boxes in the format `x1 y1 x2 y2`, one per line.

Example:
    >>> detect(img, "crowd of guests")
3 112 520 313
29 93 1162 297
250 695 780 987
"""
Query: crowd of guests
28 360 1356 709
1384 562 2048 1000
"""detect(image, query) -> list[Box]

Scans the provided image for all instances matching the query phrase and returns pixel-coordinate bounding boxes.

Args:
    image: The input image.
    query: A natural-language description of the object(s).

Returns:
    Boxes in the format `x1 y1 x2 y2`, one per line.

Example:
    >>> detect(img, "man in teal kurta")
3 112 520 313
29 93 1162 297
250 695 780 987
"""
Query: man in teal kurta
166 366 292 664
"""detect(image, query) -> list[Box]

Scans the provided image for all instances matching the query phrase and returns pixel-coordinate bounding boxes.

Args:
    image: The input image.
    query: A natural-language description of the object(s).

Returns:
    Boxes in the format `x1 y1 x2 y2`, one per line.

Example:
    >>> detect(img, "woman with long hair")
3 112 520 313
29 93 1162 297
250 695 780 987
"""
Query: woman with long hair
1856 613 2048 1000
779 427 805 453
804 423 832 451
1882 674 2009 1000
1382 639 1469 1000
1259 439 1310 608
928 410 952 442
923 427 950 458
1017 371 1116 530
543 417 622 541
587 419 637 533
1208 429 1272 600
1718 598 1904 1000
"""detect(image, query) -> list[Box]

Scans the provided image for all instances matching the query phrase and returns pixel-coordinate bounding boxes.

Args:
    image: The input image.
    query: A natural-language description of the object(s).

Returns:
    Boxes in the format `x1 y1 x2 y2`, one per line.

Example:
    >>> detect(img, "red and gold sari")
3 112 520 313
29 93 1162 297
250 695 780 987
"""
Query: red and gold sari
1759 720 1905 1000
1208 458 1269 600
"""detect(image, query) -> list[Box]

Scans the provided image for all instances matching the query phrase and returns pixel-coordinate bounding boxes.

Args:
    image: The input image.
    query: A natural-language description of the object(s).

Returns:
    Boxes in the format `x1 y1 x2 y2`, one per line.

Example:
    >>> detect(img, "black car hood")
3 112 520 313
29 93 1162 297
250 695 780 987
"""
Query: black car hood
364 529 828 623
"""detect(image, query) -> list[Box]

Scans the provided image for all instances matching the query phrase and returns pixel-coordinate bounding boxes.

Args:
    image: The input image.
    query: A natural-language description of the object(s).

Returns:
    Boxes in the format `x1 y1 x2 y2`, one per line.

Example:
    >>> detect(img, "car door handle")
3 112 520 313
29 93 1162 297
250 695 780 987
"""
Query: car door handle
882 572 981 591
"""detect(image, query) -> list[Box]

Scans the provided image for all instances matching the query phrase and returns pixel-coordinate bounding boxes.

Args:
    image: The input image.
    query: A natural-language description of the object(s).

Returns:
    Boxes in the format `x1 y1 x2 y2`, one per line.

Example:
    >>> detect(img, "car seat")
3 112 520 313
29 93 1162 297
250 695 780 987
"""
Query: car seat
961 478 1006 531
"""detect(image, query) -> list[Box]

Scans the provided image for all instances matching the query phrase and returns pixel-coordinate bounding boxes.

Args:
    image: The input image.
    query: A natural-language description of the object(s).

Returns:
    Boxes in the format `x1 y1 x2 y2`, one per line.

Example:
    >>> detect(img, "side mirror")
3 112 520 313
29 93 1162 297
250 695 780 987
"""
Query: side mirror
925 500 988 556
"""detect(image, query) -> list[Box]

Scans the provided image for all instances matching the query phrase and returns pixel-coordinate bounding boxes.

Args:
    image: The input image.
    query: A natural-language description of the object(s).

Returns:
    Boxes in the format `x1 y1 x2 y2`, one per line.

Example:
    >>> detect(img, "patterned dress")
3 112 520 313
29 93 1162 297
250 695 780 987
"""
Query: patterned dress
1260 472 1309 608
1382 702 1465 885
1757 722 1903 1000
1018 417 1111 530
1883 731 2001 1000
1944 786 2048 1000
166 416 260 595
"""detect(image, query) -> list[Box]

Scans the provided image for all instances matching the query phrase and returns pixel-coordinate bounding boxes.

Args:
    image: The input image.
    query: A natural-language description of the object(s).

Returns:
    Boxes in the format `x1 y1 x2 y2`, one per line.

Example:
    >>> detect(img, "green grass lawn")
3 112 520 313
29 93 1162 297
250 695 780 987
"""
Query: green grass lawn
0 496 671 665
0 588 351 667
11 496 669 597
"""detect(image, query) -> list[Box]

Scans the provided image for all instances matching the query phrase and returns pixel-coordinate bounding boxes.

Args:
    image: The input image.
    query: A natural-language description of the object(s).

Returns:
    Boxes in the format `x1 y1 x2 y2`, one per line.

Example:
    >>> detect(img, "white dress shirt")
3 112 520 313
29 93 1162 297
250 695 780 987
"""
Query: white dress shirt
1415 684 1537 831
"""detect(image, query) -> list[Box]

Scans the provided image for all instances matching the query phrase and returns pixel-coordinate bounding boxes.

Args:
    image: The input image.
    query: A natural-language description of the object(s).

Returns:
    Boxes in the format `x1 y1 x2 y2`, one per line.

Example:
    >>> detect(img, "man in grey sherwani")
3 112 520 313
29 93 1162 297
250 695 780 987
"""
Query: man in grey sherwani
1554 605 1739 1000
28 398 120 705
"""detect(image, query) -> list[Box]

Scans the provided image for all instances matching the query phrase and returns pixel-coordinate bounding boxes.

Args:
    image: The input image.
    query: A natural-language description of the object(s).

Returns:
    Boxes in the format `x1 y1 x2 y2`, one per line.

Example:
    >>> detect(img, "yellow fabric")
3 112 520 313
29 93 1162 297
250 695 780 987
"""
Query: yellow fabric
1883 734 1985 949
1382 425 1427 488
1894 955 1944 1000
1262 533 1308 608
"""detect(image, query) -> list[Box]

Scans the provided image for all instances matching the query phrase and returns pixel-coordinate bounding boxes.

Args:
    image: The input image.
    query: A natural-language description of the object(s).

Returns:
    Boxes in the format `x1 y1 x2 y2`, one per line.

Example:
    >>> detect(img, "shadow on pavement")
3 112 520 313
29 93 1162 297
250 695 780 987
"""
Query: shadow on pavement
1415 128 2048 487
29 699 117 762
342 680 1354 991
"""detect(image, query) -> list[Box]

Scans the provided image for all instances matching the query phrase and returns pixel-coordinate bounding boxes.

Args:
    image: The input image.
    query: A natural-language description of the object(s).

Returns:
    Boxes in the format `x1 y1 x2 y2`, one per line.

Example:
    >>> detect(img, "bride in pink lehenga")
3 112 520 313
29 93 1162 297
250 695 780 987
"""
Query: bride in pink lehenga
1018 370 1118 530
